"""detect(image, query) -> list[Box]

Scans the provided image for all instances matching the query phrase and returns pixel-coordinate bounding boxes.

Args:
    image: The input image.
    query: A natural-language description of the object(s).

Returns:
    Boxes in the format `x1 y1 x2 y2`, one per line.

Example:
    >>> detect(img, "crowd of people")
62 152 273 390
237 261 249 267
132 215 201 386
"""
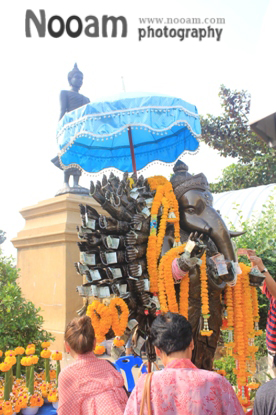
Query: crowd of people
57 255 276 415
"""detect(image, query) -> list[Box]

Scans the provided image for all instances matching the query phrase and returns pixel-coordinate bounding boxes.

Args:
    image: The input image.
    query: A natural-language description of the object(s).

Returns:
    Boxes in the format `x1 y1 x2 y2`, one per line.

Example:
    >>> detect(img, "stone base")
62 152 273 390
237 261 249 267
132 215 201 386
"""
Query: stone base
55 185 90 197
11 193 106 351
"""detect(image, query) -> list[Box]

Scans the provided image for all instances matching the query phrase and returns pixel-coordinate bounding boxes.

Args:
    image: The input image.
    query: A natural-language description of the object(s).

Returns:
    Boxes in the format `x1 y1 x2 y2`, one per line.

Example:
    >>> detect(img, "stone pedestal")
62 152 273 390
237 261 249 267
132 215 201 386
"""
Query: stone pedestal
11 193 105 351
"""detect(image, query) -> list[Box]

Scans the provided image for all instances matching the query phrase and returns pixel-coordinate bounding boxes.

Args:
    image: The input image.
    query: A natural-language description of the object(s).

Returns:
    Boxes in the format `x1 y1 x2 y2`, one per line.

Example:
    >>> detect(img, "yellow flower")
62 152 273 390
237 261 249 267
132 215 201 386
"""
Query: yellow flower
2 401 13 415
47 389 58 403
14 347 25 356
50 370 56 379
31 355 39 365
20 357 33 367
4 350 15 357
26 344 35 349
51 352 62 361
41 342 50 349
40 349 51 359
4 355 16 366
0 350 2 358
25 347 35 356
0 362 12 372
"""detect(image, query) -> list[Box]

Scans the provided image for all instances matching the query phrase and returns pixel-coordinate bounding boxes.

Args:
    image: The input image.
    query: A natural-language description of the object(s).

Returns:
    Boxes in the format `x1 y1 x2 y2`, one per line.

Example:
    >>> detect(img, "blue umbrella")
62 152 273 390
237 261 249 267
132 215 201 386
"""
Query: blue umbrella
56 95 201 174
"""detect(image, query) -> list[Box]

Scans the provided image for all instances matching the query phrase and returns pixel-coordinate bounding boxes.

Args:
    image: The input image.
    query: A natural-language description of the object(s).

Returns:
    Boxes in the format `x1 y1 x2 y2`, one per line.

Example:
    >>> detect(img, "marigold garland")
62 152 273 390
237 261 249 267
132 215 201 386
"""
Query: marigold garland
147 175 263 406
157 243 191 319
147 176 180 294
156 197 170 255
199 252 213 337
161 249 179 313
94 345 106 355
224 285 235 355
109 298 129 347
251 285 262 335
86 300 112 344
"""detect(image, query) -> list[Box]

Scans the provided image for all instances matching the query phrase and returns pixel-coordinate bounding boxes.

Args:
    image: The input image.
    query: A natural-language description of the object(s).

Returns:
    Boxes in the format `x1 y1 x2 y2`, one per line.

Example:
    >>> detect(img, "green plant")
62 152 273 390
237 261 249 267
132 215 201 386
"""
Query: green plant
0 248 55 370
227 193 276 329
255 331 268 359
214 355 237 386
201 85 276 192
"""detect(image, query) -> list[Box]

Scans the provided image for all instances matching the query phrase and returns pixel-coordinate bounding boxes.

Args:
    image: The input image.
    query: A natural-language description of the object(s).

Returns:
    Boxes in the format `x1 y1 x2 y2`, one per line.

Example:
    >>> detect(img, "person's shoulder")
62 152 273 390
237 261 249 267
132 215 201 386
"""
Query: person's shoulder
197 369 232 387
59 360 79 379
256 378 276 396
197 369 222 380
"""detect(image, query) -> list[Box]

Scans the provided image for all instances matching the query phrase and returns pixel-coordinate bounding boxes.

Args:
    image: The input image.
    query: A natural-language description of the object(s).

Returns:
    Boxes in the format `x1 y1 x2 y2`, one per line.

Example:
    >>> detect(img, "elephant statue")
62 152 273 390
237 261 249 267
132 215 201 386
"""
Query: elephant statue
163 160 244 369
75 160 245 370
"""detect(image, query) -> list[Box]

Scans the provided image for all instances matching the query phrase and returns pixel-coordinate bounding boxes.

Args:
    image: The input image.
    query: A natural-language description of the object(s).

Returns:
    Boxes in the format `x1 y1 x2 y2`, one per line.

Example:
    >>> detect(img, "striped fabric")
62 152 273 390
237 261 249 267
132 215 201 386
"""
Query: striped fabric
262 281 276 352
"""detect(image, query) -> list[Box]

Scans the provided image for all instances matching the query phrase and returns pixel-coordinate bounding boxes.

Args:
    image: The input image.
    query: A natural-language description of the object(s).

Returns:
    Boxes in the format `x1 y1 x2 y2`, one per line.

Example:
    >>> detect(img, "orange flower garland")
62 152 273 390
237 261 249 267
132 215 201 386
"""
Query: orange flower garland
86 300 112 354
232 264 248 406
109 298 129 347
156 197 170 255
145 174 262 404
251 285 262 335
159 246 181 313
224 285 235 356
200 252 213 337
240 263 257 357
147 185 164 293
147 176 181 294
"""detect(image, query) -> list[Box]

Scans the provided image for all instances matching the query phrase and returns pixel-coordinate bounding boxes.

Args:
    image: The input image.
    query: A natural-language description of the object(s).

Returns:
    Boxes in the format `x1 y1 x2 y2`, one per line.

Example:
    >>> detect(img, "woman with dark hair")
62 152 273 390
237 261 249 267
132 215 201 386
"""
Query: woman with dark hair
58 316 128 415
124 312 244 415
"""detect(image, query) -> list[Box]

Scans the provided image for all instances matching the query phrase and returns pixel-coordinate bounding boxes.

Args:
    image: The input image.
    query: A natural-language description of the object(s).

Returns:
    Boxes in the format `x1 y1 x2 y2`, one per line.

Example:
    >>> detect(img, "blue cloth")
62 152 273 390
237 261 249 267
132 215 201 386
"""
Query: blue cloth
36 403 57 415
56 95 200 173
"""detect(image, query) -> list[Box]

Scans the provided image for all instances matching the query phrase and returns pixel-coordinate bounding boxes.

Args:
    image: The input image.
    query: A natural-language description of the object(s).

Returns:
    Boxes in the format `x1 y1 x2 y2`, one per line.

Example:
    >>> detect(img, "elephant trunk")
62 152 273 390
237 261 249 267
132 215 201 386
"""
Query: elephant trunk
205 206 237 263
181 205 237 281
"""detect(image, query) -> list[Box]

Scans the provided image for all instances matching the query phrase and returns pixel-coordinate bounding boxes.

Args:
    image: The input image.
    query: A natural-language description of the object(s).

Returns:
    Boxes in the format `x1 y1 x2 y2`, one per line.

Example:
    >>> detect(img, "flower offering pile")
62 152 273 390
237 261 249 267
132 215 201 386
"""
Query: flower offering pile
0 343 61 415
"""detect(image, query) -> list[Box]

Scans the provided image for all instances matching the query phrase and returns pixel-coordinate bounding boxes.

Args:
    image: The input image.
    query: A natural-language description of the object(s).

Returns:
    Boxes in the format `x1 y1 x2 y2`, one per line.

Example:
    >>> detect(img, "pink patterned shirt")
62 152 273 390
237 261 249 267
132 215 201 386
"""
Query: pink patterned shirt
58 352 128 415
124 358 244 415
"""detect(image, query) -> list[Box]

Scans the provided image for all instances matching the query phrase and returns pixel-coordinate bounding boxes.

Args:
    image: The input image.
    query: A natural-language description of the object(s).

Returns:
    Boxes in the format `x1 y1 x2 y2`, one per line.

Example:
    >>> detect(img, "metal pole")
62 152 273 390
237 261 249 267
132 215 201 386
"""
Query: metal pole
128 127 137 174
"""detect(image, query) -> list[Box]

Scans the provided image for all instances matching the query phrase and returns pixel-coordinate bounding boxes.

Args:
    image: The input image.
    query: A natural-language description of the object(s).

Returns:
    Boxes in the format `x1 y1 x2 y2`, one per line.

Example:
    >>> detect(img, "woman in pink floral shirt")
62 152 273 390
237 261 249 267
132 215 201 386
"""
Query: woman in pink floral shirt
58 316 128 415
124 312 244 415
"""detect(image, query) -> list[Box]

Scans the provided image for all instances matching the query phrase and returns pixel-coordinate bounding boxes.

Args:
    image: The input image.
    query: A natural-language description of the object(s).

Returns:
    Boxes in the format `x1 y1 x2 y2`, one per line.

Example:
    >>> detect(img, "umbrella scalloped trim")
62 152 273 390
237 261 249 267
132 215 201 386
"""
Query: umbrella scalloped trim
57 104 200 138
57 143 200 177
59 120 201 156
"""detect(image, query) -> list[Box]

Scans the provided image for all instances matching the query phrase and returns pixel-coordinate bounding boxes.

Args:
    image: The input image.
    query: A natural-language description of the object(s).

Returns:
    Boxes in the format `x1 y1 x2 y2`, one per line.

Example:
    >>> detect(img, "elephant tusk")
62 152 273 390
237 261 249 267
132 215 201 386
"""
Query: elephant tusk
229 230 246 238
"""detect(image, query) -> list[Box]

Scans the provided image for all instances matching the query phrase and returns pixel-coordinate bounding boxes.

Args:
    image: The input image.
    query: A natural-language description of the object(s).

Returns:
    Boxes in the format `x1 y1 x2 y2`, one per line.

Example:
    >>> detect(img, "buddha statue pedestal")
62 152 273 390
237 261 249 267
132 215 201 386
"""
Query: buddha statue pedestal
11 193 105 351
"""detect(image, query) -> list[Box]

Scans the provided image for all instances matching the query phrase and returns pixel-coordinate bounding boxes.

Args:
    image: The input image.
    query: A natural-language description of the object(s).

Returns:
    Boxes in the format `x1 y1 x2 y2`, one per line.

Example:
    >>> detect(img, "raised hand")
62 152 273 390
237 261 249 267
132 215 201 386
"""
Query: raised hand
188 232 207 258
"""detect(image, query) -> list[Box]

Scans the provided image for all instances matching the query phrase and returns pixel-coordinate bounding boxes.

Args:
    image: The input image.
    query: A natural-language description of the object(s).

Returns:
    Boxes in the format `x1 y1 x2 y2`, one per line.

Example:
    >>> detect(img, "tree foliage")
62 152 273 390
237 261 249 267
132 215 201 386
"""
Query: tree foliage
201 85 276 192
228 193 276 329
0 249 54 354
210 153 275 193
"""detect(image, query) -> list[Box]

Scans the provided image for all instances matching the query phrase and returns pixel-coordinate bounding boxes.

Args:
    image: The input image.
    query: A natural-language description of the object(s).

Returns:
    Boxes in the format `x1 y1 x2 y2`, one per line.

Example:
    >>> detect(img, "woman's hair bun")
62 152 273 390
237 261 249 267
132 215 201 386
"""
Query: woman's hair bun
65 316 95 355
